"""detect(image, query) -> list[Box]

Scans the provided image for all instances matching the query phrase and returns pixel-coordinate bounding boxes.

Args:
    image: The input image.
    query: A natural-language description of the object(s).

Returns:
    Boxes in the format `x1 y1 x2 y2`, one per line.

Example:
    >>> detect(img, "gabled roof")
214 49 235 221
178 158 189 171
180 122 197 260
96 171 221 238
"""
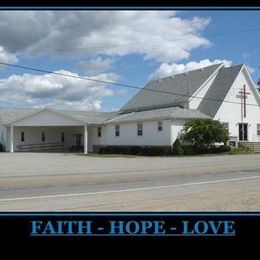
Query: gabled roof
198 64 243 117
0 108 40 125
0 107 119 125
106 107 210 124
121 63 223 112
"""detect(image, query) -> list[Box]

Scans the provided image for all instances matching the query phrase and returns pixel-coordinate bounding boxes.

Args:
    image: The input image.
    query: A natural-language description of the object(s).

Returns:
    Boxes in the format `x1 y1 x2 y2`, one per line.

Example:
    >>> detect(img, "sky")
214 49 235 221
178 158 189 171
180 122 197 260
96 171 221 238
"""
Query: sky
0 10 259 112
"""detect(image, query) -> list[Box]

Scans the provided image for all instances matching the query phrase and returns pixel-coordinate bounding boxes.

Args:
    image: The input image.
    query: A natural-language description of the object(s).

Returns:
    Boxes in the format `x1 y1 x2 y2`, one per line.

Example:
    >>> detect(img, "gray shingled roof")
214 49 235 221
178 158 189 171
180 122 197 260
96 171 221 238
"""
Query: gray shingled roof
198 64 243 117
0 108 40 125
106 107 210 123
0 108 119 125
121 63 223 112
54 109 119 124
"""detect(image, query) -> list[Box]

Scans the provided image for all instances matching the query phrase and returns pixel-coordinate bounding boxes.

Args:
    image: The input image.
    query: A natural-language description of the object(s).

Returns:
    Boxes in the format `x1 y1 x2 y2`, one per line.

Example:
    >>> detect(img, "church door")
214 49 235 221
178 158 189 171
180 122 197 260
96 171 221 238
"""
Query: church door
238 123 248 141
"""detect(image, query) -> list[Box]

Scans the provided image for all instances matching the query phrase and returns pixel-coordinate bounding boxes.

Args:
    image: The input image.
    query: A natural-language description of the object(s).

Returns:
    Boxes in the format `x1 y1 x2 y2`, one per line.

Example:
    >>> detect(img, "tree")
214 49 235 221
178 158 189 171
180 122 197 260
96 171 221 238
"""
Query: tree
172 138 184 155
180 118 229 149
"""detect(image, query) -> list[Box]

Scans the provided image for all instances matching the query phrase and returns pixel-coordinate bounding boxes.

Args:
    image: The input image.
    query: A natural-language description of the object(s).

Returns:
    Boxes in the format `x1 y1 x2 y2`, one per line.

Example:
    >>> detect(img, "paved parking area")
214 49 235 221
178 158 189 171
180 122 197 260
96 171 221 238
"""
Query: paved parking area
0 153 260 211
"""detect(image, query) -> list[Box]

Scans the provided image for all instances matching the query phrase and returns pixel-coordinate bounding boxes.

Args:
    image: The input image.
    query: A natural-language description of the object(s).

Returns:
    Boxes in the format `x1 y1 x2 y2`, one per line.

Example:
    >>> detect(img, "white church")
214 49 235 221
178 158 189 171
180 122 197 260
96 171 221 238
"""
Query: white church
1 62 260 153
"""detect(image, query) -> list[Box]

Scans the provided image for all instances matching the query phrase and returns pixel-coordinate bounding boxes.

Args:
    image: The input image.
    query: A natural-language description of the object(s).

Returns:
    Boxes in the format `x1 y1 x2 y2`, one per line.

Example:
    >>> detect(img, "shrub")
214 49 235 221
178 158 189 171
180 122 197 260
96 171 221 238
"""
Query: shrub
172 138 184 155
229 146 252 154
182 145 197 155
212 145 231 153
0 143 5 152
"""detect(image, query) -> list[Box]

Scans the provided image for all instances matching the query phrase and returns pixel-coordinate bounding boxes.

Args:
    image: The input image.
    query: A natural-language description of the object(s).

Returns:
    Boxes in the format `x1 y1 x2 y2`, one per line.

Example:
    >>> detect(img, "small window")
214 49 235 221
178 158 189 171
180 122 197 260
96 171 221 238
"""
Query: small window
257 124 260 135
115 125 120 137
41 132 45 142
158 121 163 131
137 123 143 136
97 127 102 138
21 132 25 142
61 132 65 142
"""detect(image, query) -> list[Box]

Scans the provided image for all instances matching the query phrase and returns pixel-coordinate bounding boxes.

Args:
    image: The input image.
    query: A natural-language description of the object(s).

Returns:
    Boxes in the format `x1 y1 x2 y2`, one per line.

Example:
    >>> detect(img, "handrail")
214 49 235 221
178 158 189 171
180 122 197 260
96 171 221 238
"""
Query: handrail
17 142 67 152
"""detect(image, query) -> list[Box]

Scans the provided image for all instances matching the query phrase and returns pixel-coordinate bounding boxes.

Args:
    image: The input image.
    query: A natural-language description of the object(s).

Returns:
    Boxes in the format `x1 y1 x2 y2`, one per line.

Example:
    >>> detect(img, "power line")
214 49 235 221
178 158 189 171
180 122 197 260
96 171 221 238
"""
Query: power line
0 61 259 109
12 26 260 55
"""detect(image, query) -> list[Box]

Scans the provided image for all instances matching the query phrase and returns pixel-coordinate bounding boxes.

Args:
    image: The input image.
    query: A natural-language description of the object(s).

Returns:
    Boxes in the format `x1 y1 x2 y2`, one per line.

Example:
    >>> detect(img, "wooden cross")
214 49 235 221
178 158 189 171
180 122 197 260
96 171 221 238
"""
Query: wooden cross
238 85 250 118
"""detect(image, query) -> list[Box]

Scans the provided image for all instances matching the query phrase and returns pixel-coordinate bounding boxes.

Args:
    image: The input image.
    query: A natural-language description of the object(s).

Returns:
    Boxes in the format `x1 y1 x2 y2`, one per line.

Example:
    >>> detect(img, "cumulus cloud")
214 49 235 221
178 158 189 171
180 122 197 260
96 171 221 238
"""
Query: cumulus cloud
149 59 233 80
77 57 114 75
0 70 119 111
0 11 210 63
0 46 18 68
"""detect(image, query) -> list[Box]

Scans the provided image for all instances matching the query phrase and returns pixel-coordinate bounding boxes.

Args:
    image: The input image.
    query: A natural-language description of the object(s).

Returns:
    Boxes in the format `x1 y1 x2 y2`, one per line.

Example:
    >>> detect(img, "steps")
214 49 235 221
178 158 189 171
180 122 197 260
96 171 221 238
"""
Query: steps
239 142 260 152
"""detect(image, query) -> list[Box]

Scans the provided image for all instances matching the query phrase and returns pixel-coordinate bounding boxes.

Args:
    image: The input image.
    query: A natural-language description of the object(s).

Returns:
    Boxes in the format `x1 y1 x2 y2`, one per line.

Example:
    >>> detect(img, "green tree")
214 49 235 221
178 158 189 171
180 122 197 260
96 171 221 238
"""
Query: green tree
172 138 184 155
180 118 229 149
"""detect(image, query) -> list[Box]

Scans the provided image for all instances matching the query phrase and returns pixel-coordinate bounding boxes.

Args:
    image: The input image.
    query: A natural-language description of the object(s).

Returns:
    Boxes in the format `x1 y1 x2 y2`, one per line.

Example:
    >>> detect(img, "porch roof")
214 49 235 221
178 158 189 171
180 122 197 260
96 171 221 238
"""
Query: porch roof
0 107 119 125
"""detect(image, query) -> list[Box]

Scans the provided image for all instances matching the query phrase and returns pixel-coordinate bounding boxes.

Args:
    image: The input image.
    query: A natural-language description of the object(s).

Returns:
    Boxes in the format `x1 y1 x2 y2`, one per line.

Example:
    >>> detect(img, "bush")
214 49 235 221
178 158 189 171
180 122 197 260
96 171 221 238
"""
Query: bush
98 145 170 156
172 138 184 155
182 145 197 155
0 143 5 152
229 146 252 154
211 145 231 153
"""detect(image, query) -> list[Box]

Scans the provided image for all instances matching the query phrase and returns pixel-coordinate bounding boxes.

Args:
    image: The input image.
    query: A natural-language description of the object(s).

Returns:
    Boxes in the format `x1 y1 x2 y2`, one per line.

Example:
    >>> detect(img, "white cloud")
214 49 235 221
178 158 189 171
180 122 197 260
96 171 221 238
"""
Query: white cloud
149 59 233 80
0 70 119 111
246 65 255 74
77 57 114 75
0 11 211 63
0 46 18 69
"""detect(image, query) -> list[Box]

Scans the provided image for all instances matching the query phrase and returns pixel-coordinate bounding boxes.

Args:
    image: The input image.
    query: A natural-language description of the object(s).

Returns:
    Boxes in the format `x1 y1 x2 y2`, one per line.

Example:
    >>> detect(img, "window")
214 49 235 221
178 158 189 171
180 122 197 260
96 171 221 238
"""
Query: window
21 132 25 142
137 123 143 136
257 124 260 135
41 132 45 142
158 121 163 131
97 127 102 138
115 125 120 137
61 132 65 142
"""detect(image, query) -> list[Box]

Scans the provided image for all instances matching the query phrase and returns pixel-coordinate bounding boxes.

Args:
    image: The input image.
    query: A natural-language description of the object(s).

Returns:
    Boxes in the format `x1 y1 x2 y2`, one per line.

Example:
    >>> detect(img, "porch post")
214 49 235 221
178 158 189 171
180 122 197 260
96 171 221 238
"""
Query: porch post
10 125 14 153
84 124 88 154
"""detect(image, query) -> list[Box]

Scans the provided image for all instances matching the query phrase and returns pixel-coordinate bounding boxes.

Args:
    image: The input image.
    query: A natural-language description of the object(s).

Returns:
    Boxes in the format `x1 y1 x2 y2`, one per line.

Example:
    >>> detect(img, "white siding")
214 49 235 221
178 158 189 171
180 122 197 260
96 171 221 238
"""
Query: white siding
104 120 172 146
13 110 82 126
214 67 260 142
0 117 7 149
171 119 186 144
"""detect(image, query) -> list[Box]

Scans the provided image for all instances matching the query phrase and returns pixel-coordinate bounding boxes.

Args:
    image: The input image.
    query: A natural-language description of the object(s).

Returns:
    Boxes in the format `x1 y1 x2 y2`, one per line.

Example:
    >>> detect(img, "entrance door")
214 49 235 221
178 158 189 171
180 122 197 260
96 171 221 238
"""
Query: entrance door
238 123 248 141
75 133 82 147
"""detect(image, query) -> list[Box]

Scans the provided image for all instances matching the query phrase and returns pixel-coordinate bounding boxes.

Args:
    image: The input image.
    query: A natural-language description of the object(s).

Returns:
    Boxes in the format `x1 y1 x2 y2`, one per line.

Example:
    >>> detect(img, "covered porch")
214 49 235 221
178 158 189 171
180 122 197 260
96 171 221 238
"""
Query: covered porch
9 125 90 153
6 108 104 154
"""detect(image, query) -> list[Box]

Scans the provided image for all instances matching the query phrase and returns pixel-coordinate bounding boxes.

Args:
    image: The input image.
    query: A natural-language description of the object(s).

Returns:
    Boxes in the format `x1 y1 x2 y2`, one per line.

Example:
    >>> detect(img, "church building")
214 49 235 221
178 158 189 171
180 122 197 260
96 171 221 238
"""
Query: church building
1 63 260 153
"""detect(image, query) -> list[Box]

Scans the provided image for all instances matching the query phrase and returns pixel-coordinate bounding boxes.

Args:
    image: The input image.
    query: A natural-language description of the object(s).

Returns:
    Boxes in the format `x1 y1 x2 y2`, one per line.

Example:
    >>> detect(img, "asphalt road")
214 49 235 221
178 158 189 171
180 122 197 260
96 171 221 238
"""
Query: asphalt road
0 153 260 211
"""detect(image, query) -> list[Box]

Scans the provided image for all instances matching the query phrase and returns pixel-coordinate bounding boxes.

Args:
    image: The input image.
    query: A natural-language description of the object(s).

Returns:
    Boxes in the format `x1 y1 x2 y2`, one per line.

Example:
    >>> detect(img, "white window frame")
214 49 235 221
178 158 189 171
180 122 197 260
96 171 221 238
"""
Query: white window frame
61 132 65 142
137 123 143 136
158 121 163 131
21 131 25 142
115 125 120 137
257 124 260 135
41 132 46 142
97 127 102 138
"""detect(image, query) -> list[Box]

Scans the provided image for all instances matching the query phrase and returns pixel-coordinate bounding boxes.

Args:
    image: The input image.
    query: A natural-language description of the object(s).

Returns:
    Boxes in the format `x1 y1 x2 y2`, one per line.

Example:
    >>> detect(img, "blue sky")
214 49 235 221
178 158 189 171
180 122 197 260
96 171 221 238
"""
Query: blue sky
0 10 259 111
